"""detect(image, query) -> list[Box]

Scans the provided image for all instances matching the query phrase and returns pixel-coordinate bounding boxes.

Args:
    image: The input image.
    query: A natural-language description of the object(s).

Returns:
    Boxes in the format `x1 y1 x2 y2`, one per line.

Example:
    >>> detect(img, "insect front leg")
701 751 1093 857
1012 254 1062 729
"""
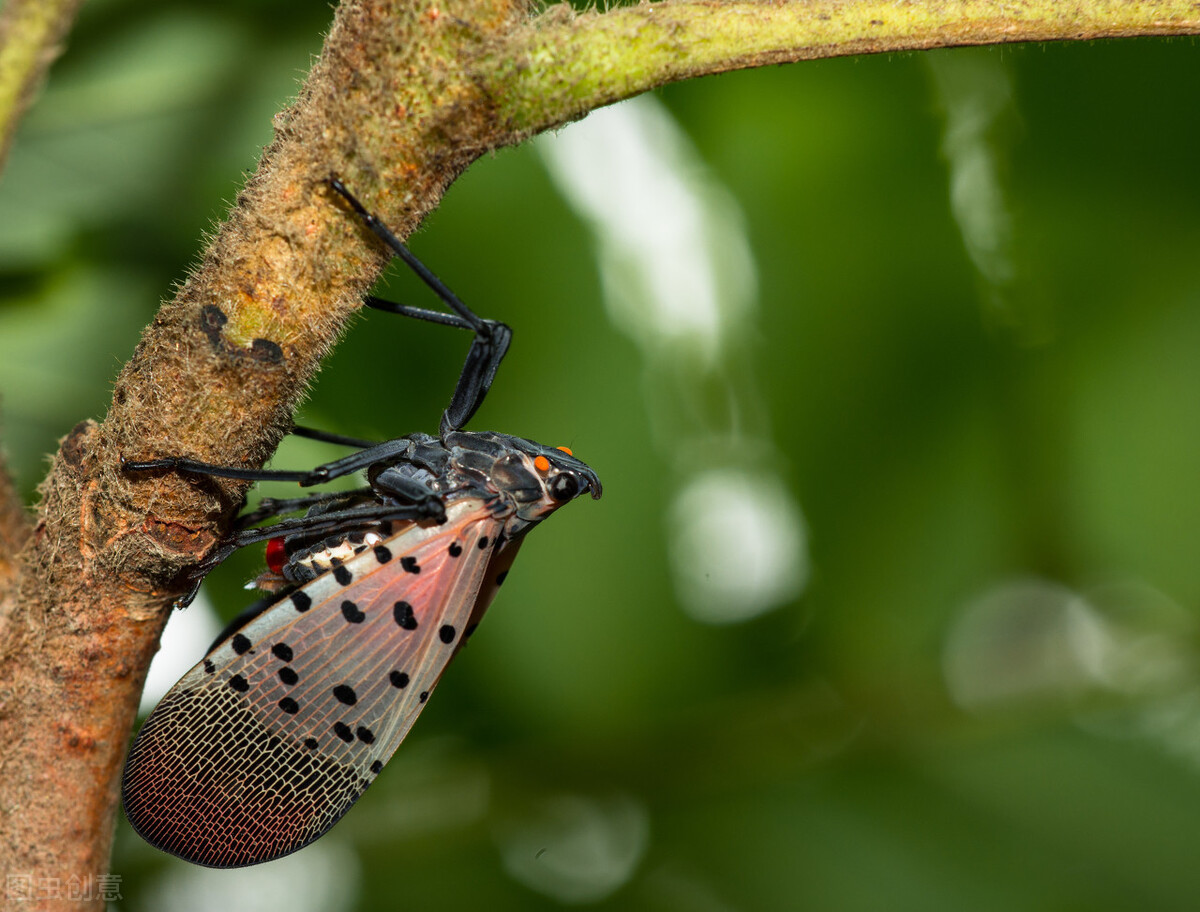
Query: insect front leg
328 177 513 433
364 296 512 435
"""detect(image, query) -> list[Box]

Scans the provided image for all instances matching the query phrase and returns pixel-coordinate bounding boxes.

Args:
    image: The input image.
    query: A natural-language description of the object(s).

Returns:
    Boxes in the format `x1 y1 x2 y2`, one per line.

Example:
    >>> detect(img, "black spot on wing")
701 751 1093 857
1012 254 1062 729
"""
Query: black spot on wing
393 601 417 630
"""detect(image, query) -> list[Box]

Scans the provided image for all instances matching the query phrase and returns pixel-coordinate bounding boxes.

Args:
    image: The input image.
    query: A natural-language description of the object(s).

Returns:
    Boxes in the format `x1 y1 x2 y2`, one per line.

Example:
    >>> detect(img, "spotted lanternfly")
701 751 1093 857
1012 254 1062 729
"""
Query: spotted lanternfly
121 178 601 868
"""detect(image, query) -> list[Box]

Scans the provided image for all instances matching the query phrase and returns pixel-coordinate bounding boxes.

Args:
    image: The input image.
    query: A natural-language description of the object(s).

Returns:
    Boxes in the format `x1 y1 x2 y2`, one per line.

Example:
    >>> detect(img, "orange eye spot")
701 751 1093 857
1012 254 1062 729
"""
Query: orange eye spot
534 455 551 473
556 446 573 456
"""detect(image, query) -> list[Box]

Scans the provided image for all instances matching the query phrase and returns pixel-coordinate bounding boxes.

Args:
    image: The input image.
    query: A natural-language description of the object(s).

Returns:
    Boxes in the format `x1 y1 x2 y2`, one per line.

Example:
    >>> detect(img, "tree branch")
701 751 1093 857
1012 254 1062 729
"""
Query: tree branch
1 0 1198 900
498 0 1200 131
0 451 31 607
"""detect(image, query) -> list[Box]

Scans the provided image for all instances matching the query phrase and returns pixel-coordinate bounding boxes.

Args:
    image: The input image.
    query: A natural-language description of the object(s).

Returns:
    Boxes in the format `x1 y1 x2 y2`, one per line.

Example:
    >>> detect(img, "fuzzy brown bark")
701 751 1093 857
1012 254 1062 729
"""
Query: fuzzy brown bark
0 0 1198 906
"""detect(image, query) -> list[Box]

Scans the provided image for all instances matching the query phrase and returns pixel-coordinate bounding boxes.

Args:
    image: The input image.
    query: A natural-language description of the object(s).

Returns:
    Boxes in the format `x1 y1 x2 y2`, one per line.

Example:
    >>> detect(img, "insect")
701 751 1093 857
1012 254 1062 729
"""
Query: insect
121 178 601 868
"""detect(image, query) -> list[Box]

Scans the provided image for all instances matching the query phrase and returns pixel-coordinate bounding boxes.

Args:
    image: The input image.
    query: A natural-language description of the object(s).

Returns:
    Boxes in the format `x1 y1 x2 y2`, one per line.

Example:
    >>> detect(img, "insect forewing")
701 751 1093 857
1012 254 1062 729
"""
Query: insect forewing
123 497 499 868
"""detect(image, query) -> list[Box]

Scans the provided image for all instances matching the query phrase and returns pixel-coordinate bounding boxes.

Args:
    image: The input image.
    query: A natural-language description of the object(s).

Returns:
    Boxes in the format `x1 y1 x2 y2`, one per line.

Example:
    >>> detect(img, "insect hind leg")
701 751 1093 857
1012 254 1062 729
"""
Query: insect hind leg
233 489 374 530
328 176 512 434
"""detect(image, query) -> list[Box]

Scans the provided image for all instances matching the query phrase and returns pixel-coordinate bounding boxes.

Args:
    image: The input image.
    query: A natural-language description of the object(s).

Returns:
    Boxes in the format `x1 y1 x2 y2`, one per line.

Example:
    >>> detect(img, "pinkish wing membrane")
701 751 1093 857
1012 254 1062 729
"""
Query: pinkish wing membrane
123 497 500 868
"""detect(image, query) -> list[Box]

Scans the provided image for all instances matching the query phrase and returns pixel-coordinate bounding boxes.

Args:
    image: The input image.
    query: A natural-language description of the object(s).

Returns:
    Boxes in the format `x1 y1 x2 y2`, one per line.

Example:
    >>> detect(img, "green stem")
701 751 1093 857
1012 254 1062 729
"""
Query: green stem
494 0 1200 132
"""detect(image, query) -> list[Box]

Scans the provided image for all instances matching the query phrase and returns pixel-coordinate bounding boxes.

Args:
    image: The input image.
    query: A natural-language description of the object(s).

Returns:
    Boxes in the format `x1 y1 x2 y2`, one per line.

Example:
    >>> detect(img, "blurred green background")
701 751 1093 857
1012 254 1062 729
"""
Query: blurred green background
4 0 1200 908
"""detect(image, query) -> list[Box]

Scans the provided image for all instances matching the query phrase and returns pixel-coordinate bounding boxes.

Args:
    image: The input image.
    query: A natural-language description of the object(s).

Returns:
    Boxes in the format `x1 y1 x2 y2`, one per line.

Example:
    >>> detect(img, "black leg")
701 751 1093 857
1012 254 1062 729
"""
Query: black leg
122 455 316 484
329 176 512 433
122 437 419 487
228 499 443 549
290 424 379 449
233 489 374 530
